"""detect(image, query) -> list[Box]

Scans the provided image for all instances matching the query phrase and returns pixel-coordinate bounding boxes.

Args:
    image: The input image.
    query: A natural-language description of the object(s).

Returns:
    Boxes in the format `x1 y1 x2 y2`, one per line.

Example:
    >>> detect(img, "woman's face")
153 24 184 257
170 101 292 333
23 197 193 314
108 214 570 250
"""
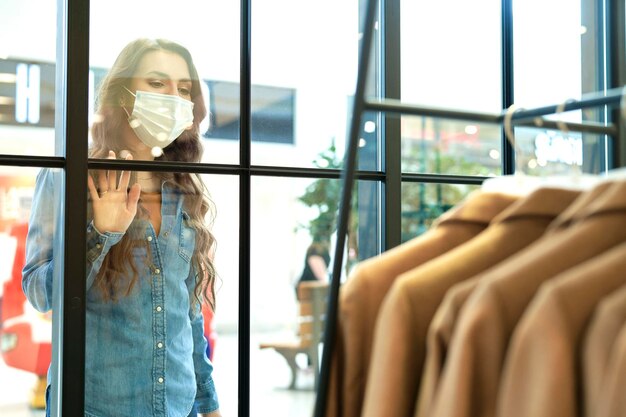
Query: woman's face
121 49 194 154
129 49 193 101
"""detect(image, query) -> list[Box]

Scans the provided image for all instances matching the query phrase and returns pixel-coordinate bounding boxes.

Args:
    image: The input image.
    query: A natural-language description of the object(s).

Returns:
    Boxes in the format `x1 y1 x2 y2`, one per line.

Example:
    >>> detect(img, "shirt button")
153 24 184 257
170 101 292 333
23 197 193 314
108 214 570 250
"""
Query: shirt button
163 232 169 237
154 268 160 274
95 243 102 249
147 236 153 242
156 306 162 312
157 342 163 348
158 377 164 384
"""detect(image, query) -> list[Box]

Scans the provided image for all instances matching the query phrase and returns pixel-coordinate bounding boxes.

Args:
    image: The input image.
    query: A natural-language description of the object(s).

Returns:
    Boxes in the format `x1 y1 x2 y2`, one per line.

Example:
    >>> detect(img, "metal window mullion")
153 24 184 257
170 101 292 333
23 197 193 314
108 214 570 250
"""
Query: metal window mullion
239 0 252 415
383 0 402 252
401 173 487 185
580 0 606 173
59 0 90 416
501 0 515 175
607 0 626 168
0 155 65 168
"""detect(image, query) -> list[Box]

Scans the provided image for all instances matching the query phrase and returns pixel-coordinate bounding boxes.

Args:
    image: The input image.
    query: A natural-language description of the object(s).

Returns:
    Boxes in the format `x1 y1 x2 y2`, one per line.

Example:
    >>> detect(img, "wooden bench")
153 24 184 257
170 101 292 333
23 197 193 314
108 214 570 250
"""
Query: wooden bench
259 281 329 389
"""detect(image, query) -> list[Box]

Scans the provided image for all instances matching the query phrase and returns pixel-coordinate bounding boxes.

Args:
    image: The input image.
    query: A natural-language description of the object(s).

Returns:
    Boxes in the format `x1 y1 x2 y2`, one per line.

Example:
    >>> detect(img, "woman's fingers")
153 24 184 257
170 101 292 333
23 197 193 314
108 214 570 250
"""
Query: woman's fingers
87 175 100 201
118 153 133 191
127 183 141 213
107 150 117 191
97 168 108 192
90 151 142 234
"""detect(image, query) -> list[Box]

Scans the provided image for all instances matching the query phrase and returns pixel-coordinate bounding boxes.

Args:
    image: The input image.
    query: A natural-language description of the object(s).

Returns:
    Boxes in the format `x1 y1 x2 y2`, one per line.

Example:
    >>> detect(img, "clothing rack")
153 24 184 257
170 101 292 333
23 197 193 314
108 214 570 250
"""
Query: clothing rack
312 0 625 415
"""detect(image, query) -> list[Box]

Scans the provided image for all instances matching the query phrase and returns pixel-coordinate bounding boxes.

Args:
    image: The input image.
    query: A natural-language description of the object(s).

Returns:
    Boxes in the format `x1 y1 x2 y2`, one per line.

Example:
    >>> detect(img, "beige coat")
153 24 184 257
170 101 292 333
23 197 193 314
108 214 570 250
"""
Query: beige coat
495 242 626 417
595 321 626 417
416 276 481 417
415 181 613 417
582 283 626 417
324 191 517 417
360 187 580 417
429 180 626 417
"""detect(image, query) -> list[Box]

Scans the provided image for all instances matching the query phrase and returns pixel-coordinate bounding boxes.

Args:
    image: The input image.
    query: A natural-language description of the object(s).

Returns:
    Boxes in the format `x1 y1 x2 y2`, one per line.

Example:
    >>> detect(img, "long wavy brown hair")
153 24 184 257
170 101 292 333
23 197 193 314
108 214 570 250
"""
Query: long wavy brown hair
89 38 217 311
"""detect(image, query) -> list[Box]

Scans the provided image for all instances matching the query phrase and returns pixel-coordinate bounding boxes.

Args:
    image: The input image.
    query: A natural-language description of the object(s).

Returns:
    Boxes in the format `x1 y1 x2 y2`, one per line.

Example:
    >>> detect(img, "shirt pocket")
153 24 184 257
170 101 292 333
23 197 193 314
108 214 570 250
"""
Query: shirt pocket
178 211 196 263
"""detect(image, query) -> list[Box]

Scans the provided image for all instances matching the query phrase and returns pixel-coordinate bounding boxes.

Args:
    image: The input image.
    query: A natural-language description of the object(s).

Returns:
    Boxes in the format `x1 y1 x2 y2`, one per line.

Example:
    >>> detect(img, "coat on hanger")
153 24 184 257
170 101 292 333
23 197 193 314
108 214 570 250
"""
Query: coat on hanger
416 179 614 417
361 186 581 417
325 191 518 417
582 282 626 417
428 180 626 417
496 241 626 417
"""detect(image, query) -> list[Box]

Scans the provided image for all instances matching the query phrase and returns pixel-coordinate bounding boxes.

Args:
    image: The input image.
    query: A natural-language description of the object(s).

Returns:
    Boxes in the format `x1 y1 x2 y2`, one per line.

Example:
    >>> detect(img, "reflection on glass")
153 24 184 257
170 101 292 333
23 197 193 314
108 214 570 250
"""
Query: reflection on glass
401 182 480 242
401 116 501 176
21 39 223 417
250 177 379 417
23 164 222 417
357 111 381 172
0 1 57 156
251 0 360 169
401 0 501 112
203 81 295 144
513 0 583 107
89 0 240 165
199 174 239 417
511 126 605 176
0 167 52 417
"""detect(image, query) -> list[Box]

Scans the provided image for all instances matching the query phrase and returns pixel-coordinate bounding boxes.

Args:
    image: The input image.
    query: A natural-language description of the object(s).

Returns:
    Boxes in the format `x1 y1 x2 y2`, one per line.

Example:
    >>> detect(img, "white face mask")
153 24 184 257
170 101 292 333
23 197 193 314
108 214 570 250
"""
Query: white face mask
124 87 195 150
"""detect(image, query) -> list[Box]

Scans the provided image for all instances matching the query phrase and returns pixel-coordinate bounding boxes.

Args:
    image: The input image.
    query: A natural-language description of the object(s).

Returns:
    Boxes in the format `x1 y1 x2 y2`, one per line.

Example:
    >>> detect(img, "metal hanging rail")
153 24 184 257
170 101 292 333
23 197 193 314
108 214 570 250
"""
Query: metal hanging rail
313 0 624 416
312 0 379 413
364 86 624 135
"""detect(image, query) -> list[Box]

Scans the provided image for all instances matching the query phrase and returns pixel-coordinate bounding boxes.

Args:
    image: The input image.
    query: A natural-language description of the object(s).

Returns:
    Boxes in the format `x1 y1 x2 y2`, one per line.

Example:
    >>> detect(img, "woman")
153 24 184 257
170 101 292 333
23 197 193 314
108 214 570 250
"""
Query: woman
295 238 330 300
22 38 221 417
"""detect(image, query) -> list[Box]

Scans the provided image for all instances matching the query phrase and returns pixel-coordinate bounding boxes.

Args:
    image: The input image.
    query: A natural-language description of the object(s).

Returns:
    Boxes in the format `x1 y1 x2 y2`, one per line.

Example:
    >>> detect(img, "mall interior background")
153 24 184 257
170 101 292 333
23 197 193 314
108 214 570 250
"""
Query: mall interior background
0 0 616 415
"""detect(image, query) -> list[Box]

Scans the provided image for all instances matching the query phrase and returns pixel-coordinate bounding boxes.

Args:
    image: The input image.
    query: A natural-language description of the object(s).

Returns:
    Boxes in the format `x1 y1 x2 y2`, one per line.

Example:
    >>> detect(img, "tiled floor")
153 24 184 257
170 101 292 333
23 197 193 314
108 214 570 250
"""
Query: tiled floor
0 331 318 417
0 364 44 417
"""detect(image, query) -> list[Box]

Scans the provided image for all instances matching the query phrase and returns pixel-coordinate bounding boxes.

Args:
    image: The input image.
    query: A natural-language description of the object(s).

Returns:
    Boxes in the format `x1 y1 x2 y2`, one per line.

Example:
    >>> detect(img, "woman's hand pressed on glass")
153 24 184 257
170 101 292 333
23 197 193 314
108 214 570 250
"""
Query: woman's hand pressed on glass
87 150 141 233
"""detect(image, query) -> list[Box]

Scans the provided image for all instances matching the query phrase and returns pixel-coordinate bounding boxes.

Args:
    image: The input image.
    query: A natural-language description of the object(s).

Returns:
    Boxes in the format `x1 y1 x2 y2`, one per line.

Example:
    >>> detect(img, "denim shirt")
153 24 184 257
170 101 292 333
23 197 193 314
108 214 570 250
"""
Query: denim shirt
22 168 220 417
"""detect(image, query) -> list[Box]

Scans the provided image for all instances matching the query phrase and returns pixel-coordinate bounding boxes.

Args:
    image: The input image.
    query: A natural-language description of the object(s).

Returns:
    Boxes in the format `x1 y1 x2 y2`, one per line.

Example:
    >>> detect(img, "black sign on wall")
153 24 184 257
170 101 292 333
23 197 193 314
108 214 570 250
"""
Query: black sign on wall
0 59 56 127
204 80 295 144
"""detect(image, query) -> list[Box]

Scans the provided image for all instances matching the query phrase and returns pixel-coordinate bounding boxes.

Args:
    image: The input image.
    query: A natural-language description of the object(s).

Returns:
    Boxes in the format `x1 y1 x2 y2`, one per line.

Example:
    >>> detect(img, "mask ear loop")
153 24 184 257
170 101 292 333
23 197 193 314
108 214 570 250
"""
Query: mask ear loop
504 104 525 176
120 86 138 124
121 103 132 119
123 86 137 98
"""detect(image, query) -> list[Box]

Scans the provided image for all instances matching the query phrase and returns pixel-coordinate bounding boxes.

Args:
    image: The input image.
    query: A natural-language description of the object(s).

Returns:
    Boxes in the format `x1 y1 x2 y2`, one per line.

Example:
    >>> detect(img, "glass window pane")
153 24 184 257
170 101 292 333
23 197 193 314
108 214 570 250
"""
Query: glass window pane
0 2 58 156
1 166 58 416
401 116 501 176
513 0 584 107
200 174 239 417
513 0 610 173
89 0 240 165
401 182 481 242
251 0 362 169
400 0 502 112
510 125 606 176
87 3 241 414
251 177 379 415
75 168 232 416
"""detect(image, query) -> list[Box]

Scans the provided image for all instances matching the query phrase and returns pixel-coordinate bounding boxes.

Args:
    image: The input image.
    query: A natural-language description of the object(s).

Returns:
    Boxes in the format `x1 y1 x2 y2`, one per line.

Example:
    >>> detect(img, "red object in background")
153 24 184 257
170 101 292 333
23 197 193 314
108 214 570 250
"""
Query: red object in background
1 222 218 377
202 302 217 361
1 222 52 376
